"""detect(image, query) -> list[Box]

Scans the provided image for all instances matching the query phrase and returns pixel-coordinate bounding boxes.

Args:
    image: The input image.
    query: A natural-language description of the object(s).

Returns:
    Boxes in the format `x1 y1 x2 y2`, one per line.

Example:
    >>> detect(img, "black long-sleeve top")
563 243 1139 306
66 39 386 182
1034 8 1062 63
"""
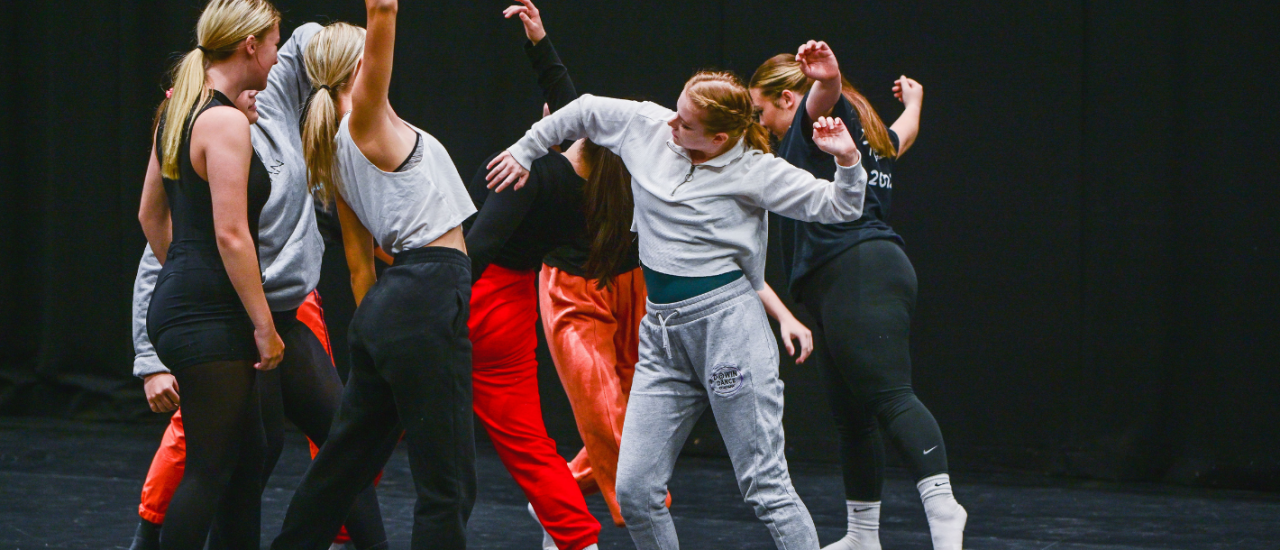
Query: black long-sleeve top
462 38 638 282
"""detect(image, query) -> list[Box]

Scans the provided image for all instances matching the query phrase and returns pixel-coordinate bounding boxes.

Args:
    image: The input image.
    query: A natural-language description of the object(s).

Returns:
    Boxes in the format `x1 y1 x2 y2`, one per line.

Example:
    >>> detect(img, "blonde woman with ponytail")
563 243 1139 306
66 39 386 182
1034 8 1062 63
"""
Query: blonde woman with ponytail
135 0 284 548
487 66 868 549
750 43 965 550
272 1 477 548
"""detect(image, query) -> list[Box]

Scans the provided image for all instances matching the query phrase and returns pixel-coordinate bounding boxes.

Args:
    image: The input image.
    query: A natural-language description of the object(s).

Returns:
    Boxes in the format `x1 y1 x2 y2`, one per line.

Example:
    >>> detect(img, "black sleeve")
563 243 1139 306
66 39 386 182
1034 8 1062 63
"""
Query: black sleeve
798 89 857 146
524 37 578 114
464 156 541 282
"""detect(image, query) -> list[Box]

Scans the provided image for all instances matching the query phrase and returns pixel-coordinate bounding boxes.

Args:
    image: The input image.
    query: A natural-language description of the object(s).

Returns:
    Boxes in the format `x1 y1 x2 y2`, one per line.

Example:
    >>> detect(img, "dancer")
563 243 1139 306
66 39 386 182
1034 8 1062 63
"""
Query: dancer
447 4 616 550
499 0 644 531
271 0 477 547
137 1 285 547
129 21 385 550
749 44 965 550
487 67 867 548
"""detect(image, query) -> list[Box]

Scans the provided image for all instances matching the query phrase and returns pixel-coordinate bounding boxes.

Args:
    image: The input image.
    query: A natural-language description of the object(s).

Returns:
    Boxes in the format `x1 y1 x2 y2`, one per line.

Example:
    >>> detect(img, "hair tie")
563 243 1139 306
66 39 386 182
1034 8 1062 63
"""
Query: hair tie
318 85 332 92
196 45 211 55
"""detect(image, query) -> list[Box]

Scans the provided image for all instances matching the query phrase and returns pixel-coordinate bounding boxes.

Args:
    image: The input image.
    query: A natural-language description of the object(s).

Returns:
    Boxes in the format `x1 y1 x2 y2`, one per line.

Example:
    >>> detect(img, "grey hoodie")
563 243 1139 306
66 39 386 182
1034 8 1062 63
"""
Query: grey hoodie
133 23 324 378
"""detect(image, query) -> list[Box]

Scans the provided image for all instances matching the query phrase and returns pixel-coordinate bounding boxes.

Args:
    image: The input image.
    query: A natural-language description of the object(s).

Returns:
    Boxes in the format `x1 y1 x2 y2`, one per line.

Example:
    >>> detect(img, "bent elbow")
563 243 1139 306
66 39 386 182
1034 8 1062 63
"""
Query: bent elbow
367 0 397 15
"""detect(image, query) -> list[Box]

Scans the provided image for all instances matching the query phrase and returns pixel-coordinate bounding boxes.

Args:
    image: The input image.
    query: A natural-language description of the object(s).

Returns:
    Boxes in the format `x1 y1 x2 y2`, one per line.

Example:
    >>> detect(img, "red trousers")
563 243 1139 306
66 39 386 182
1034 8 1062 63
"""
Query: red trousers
538 265 649 528
470 264 600 550
137 291 358 544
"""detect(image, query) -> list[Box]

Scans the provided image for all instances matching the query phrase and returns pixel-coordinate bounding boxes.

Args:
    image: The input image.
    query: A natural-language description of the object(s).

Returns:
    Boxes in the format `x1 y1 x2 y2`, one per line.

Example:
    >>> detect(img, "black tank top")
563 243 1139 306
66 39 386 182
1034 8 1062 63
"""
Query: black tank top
146 90 272 367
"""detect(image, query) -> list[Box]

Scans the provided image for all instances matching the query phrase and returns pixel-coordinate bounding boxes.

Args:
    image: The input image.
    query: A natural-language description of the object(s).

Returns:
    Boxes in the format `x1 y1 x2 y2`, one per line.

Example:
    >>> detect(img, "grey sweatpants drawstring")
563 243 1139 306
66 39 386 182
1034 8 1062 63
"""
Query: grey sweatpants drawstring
656 310 679 358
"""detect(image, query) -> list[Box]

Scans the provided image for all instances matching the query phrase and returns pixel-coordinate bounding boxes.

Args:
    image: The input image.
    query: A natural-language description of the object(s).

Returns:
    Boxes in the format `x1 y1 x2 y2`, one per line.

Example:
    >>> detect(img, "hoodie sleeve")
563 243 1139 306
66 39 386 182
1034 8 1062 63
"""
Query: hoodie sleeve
132 246 169 378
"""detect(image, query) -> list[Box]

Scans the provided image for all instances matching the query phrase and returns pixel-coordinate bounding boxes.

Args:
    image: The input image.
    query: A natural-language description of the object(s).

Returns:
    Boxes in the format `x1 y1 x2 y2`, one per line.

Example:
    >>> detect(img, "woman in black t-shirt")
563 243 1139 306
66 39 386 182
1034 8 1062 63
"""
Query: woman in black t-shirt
750 44 966 550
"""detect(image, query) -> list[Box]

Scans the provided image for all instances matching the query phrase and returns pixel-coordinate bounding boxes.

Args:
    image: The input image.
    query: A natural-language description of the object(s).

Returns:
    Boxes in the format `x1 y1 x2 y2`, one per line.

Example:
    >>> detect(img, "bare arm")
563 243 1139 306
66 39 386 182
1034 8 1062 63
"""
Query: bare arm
348 0 416 171
138 138 172 264
196 107 284 371
890 76 923 157
757 283 813 364
798 41 843 123
337 195 377 306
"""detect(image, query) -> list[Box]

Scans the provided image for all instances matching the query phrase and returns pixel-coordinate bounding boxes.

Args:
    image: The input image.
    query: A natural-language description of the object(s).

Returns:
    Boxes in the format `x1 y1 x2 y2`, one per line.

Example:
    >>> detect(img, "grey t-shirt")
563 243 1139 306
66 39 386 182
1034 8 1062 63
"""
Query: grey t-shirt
132 23 324 378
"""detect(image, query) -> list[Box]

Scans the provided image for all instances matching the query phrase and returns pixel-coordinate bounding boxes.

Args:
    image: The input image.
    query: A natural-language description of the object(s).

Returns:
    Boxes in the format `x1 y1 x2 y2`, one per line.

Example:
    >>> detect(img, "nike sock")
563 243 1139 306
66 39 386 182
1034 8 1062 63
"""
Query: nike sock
821 500 881 550
917 473 966 550
527 502 558 550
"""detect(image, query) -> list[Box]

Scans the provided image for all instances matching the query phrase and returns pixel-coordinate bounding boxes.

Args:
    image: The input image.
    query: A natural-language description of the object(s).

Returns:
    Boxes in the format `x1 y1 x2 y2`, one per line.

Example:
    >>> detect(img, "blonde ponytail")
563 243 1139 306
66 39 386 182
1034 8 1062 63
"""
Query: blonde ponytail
158 0 281 180
682 71 771 153
749 53 896 159
301 22 366 206
159 50 213 179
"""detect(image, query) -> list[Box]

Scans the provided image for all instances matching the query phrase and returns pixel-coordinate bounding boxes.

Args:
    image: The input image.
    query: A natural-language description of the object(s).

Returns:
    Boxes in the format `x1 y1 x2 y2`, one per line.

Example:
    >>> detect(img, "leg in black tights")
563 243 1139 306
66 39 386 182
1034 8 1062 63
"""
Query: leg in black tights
800 239 948 501
161 360 266 550
259 317 388 549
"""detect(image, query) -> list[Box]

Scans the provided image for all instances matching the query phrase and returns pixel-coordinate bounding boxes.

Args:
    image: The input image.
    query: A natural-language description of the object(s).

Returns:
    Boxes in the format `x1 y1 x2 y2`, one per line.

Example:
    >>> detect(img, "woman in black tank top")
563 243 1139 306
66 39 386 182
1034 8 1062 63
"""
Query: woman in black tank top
135 1 285 547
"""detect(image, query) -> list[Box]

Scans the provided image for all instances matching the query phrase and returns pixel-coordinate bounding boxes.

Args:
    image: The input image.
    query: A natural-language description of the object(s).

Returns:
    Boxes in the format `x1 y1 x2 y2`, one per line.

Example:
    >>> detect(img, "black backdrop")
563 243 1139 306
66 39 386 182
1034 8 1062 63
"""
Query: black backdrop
2 1 1278 491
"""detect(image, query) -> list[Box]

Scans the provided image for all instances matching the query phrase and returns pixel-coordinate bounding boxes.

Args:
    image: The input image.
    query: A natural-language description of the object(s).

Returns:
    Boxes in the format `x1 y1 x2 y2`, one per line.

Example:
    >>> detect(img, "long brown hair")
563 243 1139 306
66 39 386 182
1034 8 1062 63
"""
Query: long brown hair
159 0 280 180
682 71 772 153
580 140 635 288
748 53 896 159
301 22 366 206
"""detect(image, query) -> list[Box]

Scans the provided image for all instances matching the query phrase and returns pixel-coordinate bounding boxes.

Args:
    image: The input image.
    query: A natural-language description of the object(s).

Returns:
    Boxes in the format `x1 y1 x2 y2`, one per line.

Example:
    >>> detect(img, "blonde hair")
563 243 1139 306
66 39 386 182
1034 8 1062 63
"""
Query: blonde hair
682 71 772 153
748 53 896 159
302 22 366 206
159 0 280 180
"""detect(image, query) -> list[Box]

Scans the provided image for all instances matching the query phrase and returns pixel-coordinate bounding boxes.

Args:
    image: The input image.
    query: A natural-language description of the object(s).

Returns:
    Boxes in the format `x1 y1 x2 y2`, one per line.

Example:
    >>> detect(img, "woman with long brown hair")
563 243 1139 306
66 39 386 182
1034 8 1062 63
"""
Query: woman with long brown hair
137 0 284 547
749 44 964 550
487 56 868 548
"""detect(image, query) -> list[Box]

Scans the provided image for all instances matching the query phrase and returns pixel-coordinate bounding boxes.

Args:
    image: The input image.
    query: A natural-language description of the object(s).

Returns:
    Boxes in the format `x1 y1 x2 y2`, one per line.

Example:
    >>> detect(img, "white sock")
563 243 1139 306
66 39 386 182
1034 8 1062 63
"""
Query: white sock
821 500 881 550
917 474 967 550
527 502 558 550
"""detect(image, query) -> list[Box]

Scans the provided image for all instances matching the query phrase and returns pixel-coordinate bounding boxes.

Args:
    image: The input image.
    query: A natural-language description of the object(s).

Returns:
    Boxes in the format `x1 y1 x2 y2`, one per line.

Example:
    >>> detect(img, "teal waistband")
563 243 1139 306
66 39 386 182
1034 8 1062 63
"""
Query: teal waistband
641 265 745 304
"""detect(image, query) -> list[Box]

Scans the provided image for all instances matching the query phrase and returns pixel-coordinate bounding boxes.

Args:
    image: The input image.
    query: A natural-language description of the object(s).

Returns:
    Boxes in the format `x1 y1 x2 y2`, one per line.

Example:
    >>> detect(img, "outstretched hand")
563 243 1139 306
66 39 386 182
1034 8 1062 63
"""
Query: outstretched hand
812 116 859 167
503 0 546 45
486 151 531 192
893 75 923 107
796 40 840 83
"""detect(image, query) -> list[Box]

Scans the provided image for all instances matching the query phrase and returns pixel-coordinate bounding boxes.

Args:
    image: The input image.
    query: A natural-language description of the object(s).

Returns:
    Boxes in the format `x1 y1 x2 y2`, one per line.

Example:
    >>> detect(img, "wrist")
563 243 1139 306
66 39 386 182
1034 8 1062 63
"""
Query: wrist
836 151 859 167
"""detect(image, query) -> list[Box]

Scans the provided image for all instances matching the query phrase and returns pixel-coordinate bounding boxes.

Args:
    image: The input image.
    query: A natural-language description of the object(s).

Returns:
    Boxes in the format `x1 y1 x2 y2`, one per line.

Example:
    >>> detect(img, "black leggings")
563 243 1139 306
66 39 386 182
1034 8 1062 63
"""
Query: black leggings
161 361 266 550
273 247 475 550
798 239 948 502
259 312 386 549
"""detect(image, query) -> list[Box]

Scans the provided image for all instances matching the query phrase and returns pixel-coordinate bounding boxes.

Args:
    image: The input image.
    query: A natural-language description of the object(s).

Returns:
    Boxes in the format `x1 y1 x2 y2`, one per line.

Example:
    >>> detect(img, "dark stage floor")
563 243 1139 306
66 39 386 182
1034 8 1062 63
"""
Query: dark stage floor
1 418 1277 549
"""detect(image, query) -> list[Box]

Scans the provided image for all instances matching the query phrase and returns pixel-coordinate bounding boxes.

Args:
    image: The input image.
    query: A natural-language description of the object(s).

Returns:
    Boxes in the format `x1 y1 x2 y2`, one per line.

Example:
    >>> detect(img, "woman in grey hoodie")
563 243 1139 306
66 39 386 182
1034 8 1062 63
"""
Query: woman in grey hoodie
487 70 867 550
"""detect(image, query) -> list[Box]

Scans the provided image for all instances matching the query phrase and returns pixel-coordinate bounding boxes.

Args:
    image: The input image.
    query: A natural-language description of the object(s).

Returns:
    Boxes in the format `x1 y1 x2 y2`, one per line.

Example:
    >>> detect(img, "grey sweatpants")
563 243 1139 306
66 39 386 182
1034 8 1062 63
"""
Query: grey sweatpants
615 277 819 550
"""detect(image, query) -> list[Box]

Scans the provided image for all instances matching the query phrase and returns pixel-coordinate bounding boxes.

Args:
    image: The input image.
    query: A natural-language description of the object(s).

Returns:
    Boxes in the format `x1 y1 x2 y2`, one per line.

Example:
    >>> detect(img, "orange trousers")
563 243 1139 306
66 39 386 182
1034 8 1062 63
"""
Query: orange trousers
137 291 358 543
537 265 647 527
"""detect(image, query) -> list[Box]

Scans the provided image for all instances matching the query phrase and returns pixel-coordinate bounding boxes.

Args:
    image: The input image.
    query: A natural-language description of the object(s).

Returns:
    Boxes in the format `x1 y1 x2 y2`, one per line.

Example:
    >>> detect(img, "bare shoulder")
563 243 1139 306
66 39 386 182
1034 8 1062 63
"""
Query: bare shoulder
193 106 250 138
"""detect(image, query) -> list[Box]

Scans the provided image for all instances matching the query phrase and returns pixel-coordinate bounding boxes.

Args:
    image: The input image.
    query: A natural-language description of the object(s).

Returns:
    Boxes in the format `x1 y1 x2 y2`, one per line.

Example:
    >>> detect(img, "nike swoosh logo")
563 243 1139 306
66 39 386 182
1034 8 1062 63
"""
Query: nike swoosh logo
923 446 938 455
853 507 873 513
934 482 949 487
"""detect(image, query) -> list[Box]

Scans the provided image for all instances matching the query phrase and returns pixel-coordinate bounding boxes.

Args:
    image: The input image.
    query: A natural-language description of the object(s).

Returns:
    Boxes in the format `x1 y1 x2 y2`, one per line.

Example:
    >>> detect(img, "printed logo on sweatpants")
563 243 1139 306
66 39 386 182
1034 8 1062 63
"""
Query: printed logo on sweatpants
709 364 743 397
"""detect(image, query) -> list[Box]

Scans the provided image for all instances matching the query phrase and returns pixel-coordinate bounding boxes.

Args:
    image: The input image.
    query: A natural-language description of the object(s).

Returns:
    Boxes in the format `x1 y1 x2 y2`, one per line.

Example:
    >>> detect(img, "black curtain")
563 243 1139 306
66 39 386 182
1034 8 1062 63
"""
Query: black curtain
2 0 1277 490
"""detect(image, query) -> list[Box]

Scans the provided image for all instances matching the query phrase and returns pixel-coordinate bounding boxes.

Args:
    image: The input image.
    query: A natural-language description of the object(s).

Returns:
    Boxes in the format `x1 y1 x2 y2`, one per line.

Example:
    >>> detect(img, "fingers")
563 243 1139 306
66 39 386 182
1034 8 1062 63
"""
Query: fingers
502 5 526 18
798 332 813 364
518 0 537 11
784 334 796 357
513 171 531 191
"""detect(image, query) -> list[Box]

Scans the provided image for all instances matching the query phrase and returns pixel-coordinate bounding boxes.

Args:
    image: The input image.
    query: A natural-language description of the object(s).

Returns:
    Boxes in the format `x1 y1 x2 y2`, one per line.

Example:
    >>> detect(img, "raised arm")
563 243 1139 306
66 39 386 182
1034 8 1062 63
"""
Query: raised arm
138 135 172 264
487 94 648 191
754 116 867 223
797 40 843 123
348 0 415 170
259 22 323 126
890 76 923 157
505 0 578 112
